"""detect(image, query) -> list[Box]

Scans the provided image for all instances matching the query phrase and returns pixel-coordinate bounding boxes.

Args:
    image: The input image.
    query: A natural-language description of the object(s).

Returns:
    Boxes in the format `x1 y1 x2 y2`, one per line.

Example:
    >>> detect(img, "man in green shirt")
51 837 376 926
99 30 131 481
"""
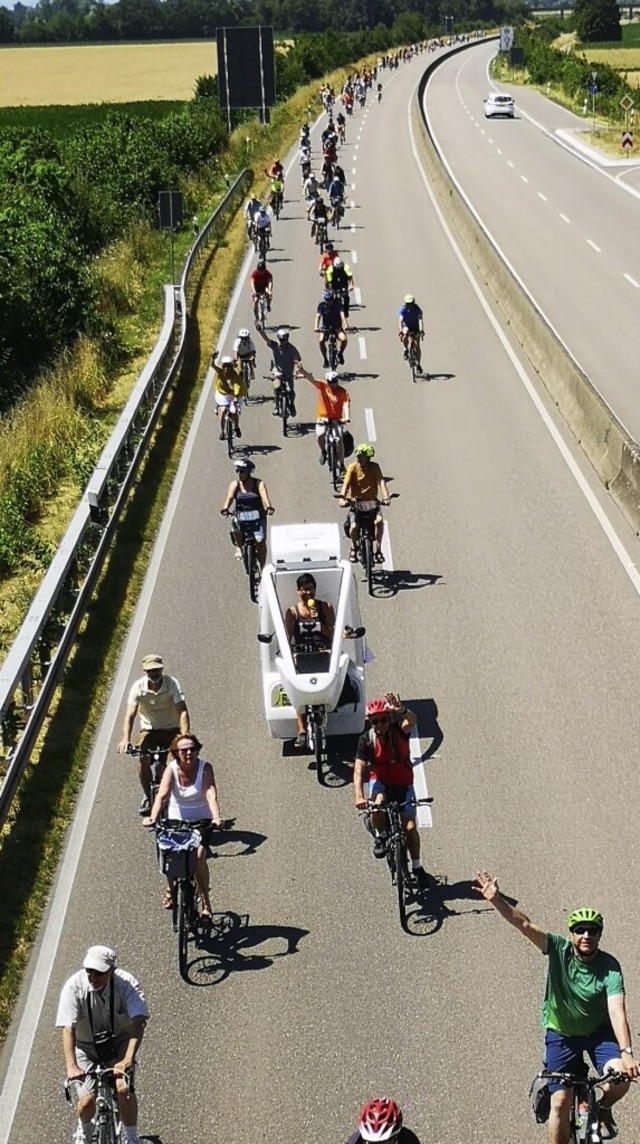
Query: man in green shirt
475 871 639 1144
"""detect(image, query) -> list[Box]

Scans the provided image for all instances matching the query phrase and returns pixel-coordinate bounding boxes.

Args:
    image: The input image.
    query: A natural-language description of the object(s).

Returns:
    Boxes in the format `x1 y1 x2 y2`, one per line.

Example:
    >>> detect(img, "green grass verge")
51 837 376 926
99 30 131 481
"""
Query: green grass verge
577 22 640 49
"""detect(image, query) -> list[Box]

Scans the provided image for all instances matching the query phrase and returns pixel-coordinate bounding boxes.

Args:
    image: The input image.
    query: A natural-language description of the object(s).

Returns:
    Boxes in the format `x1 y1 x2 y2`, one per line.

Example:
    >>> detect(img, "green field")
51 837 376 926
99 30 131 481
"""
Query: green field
0 100 185 135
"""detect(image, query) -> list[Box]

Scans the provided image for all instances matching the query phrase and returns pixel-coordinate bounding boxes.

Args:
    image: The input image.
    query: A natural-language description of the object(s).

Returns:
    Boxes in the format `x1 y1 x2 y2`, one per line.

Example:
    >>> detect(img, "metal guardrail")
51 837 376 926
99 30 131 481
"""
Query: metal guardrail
0 167 252 829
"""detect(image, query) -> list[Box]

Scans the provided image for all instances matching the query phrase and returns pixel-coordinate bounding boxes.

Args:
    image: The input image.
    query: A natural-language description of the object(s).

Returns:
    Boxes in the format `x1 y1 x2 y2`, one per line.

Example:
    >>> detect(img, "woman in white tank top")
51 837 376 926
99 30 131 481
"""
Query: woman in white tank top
145 733 223 920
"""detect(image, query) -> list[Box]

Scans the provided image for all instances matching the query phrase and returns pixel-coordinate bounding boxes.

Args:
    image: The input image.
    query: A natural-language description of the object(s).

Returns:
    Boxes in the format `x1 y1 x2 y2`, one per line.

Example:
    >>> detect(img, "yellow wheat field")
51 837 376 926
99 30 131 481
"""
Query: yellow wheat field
579 47 640 70
0 41 219 106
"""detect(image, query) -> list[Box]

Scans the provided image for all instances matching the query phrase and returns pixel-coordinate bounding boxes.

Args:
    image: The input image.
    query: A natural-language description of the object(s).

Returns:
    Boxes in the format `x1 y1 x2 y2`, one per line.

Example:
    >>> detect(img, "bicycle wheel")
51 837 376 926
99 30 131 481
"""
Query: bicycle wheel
242 361 251 402
328 336 338 370
247 540 261 604
178 880 190 980
94 1104 118 1144
281 385 289 437
330 436 340 490
312 714 325 784
395 836 409 932
226 413 235 458
362 529 374 596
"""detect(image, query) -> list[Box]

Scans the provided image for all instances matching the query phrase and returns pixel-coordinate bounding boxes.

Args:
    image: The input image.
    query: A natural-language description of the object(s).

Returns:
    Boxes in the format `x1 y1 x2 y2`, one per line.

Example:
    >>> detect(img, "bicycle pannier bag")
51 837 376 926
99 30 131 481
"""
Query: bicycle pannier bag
529 1074 550 1124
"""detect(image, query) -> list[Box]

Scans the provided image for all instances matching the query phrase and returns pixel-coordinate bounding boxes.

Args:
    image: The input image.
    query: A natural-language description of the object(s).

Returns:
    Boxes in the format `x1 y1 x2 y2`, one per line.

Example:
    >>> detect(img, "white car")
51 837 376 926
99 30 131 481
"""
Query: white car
484 92 515 118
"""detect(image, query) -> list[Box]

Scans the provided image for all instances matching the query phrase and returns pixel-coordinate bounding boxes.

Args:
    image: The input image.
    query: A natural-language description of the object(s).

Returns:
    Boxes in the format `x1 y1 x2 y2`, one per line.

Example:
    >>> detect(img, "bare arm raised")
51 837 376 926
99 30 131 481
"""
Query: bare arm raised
474 871 548 953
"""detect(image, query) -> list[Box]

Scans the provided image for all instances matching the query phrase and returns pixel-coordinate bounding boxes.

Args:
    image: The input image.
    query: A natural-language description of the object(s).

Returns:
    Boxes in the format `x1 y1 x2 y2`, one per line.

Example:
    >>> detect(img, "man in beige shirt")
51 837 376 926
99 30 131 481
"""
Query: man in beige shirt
117 653 190 814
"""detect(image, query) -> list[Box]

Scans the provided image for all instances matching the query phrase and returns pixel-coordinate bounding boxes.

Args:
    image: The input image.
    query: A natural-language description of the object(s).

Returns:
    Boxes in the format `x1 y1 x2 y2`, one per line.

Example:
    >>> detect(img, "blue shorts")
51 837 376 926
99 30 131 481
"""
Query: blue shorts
369 780 416 820
544 1025 621 1092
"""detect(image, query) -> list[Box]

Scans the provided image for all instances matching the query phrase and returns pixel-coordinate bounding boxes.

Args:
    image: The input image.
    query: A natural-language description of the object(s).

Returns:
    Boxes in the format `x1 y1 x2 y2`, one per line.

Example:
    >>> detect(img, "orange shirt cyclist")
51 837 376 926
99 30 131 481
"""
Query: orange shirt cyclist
297 363 350 469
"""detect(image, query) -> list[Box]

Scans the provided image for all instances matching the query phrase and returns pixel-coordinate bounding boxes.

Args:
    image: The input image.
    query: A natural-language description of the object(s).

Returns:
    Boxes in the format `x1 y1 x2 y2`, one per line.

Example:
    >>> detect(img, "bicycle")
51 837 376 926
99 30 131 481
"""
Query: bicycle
221 506 266 603
273 371 296 437
315 218 328 251
289 626 363 784
239 356 255 402
360 796 433 932
65 1066 129 1144
343 498 387 596
269 189 283 220
222 397 242 458
330 198 345 228
256 229 270 259
324 419 345 490
537 1069 633 1143
154 822 204 980
254 291 269 328
125 742 169 818
337 122 346 145
325 329 339 370
406 331 424 381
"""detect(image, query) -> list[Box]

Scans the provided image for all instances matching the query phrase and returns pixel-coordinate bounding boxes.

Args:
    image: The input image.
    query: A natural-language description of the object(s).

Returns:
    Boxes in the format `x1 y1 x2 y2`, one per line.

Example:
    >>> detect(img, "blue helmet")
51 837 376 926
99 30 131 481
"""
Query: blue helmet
323 290 333 302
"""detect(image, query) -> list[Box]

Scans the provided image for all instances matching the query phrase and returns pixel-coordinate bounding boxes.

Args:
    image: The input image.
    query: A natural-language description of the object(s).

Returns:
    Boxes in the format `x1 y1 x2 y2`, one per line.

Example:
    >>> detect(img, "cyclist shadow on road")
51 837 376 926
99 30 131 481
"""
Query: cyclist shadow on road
404 877 487 937
403 697 443 761
210 819 267 859
372 570 442 598
185 913 309 987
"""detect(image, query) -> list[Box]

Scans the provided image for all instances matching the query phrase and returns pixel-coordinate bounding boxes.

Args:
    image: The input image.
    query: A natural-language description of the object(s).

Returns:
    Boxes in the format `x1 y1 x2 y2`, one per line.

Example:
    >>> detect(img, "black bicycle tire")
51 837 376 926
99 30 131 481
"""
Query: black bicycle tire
226 412 234 458
242 361 251 402
178 880 189 980
314 718 324 784
363 529 374 596
395 836 409 931
93 1107 117 1144
326 437 336 487
248 541 261 604
330 435 340 489
281 384 289 436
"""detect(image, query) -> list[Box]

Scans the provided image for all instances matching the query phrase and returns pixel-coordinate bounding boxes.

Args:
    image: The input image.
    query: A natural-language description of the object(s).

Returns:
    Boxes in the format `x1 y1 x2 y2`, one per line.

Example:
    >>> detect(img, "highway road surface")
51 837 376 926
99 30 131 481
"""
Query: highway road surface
3 41 640 1144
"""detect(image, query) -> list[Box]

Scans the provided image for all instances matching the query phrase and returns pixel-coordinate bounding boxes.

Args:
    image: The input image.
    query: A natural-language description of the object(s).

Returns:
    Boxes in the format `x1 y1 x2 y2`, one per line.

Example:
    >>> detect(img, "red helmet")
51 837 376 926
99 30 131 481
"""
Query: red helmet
359 1098 403 1141
365 697 390 717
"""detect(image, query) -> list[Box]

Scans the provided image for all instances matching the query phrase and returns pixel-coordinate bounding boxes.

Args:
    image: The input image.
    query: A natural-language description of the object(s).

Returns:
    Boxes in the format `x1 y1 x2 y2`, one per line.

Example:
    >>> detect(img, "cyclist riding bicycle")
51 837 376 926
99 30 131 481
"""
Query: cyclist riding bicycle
307 194 328 238
474 873 640 1143
318 242 337 278
244 194 261 239
268 175 284 213
117 654 190 815
257 325 301 417
325 257 354 317
398 295 424 365
336 111 346 143
314 289 348 367
339 443 390 564
285 571 336 749
265 158 284 181
333 161 346 186
345 1097 421 1144
211 352 247 439
233 328 257 379
304 172 320 201
253 205 272 249
250 260 273 324
297 363 350 468
56 945 148 1144
353 694 428 888
220 458 274 568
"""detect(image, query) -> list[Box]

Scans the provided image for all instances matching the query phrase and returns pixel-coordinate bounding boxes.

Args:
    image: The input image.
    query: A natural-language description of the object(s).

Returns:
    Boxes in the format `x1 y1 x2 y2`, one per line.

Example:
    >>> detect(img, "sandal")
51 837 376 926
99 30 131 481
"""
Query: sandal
349 548 358 562
200 905 213 925
374 551 385 564
294 732 307 749
163 888 173 910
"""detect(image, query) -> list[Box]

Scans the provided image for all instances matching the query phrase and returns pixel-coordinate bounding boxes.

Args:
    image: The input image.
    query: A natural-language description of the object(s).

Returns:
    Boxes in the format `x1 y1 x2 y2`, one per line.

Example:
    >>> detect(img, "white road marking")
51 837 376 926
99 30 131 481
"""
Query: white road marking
520 174 529 183
560 213 571 223
623 272 640 287
351 250 358 264
497 148 503 155
381 524 394 575
412 98 640 602
537 192 547 201
358 336 367 359
351 181 356 190
351 167 356 174
354 287 362 306
587 239 601 252
350 222 356 232
365 406 377 441
507 160 514 167
350 200 355 209
411 732 433 828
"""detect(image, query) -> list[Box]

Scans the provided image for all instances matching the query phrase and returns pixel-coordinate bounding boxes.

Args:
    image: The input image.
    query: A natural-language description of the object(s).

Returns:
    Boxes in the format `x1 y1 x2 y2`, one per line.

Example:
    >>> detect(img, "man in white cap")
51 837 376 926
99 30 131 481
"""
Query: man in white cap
56 945 149 1144
117 654 190 815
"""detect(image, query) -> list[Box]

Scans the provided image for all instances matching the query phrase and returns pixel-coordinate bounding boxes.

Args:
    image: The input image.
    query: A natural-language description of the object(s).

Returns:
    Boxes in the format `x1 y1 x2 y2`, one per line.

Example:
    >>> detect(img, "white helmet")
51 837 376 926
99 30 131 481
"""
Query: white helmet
277 327 290 339
333 257 343 268
238 328 250 339
221 354 234 366
325 370 339 383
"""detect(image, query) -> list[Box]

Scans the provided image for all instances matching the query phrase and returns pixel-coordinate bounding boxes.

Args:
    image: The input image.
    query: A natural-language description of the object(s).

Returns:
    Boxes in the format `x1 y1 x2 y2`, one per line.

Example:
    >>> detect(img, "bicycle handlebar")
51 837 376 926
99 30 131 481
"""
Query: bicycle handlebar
359 797 434 813
539 1069 632 1086
125 744 169 758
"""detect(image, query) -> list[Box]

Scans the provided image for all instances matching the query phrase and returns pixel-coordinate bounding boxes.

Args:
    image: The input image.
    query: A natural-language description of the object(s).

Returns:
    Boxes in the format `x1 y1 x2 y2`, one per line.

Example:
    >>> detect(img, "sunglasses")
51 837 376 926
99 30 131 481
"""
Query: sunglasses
572 925 601 936
370 717 390 727
178 746 196 754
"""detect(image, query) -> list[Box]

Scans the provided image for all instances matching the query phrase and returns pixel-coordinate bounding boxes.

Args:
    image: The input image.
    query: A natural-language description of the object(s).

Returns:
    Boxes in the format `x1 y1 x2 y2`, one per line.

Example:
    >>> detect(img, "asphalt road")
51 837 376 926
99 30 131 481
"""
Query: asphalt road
425 41 640 441
4 41 640 1144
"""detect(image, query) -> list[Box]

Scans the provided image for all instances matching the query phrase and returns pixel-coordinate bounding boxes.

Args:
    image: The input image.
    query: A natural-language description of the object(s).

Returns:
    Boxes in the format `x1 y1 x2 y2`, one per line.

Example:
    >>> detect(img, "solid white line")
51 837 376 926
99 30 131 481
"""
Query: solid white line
560 213 571 223
537 192 548 201
351 250 358 264
365 406 376 441
623 272 640 287
354 287 362 306
411 731 433 829
358 336 367 359
411 93 640 602
587 239 601 252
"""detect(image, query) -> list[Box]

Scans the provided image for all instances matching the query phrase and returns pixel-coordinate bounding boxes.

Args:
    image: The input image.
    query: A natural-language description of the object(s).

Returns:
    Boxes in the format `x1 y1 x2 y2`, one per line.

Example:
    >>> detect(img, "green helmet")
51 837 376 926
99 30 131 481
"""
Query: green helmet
356 443 375 459
567 907 603 931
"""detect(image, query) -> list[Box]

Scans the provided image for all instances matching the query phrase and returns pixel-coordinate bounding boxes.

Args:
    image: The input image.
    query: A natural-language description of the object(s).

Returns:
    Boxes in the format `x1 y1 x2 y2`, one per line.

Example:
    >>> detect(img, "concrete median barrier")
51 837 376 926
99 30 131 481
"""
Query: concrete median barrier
412 57 640 535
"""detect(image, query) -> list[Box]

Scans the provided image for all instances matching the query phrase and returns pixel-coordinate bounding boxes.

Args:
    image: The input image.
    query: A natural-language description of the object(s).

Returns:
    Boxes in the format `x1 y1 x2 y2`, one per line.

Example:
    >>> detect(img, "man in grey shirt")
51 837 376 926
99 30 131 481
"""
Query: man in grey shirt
257 325 301 417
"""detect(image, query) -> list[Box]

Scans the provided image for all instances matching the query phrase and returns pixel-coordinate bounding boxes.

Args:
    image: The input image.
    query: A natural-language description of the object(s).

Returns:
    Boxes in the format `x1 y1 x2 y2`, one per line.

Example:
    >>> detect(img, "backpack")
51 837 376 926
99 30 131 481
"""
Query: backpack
529 1075 550 1124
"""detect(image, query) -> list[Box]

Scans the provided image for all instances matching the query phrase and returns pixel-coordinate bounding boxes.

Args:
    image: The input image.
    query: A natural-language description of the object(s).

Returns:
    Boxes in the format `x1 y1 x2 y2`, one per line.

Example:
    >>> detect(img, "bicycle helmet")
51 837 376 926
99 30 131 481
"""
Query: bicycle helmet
277 327 290 340
404 294 415 304
333 257 343 268
356 443 375 458
365 697 390 717
323 290 334 302
238 328 250 339
325 370 339 383
257 260 266 271
234 458 255 472
567 907 604 931
221 355 234 366
359 1098 403 1142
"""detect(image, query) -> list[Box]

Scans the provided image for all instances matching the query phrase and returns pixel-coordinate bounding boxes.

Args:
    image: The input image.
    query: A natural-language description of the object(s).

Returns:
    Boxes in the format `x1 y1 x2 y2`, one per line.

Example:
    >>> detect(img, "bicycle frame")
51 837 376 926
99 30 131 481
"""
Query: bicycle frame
539 1069 632 1144
65 1066 128 1144
156 824 202 980
324 420 343 488
236 512 263 603
361 796 433 931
